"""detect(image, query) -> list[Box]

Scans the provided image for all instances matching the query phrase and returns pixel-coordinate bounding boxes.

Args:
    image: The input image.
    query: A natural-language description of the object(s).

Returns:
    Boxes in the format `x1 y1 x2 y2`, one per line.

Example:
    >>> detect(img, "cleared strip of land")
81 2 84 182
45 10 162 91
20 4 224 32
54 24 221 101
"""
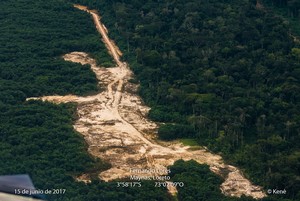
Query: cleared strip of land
27 4 266 199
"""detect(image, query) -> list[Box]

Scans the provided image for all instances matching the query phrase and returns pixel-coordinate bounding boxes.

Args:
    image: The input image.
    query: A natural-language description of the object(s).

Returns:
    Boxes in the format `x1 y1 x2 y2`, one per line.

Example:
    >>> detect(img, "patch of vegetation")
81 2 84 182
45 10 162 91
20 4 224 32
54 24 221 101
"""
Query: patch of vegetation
180 139 199 146
169 160 256 201
158 124 196 140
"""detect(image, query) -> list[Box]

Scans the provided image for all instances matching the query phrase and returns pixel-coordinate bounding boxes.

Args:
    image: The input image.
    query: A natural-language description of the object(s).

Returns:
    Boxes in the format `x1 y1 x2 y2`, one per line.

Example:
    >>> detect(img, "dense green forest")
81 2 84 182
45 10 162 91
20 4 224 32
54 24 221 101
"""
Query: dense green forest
262 0 300 34
1 0 299 200
262 0 300 18
71 0 300 200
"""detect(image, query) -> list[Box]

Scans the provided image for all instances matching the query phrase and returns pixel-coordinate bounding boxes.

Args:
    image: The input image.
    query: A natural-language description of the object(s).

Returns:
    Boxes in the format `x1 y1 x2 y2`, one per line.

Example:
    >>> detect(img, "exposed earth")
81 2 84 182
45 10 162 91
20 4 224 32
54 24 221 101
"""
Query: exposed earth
27 4 266 199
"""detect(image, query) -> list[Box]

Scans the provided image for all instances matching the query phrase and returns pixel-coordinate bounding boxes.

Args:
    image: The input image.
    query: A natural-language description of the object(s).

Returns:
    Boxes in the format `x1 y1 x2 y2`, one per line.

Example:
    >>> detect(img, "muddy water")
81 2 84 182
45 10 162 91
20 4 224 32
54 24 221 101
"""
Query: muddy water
27 5 266 199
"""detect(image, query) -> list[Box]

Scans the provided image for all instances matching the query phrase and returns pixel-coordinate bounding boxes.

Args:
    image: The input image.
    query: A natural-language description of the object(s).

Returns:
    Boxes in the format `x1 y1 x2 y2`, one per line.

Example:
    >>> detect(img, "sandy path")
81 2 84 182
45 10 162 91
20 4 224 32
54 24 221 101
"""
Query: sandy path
26 5 266 199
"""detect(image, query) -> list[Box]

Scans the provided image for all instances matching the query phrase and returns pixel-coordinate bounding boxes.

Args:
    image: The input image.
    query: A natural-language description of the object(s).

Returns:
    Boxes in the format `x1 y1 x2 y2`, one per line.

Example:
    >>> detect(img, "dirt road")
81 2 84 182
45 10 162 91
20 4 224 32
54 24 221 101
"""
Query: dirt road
27 4 266 199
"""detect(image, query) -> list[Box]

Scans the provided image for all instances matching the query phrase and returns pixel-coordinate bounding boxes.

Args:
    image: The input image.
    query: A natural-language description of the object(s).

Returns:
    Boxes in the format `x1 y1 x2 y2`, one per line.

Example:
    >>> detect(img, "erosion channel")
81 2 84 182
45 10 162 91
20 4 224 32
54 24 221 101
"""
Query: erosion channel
27 4 266 199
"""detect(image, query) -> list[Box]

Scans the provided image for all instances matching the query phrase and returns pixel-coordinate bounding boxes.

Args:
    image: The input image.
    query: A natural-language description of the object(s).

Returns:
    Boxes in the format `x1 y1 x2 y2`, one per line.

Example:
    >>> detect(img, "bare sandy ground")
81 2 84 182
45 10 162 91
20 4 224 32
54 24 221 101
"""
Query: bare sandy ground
27 5 266 199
